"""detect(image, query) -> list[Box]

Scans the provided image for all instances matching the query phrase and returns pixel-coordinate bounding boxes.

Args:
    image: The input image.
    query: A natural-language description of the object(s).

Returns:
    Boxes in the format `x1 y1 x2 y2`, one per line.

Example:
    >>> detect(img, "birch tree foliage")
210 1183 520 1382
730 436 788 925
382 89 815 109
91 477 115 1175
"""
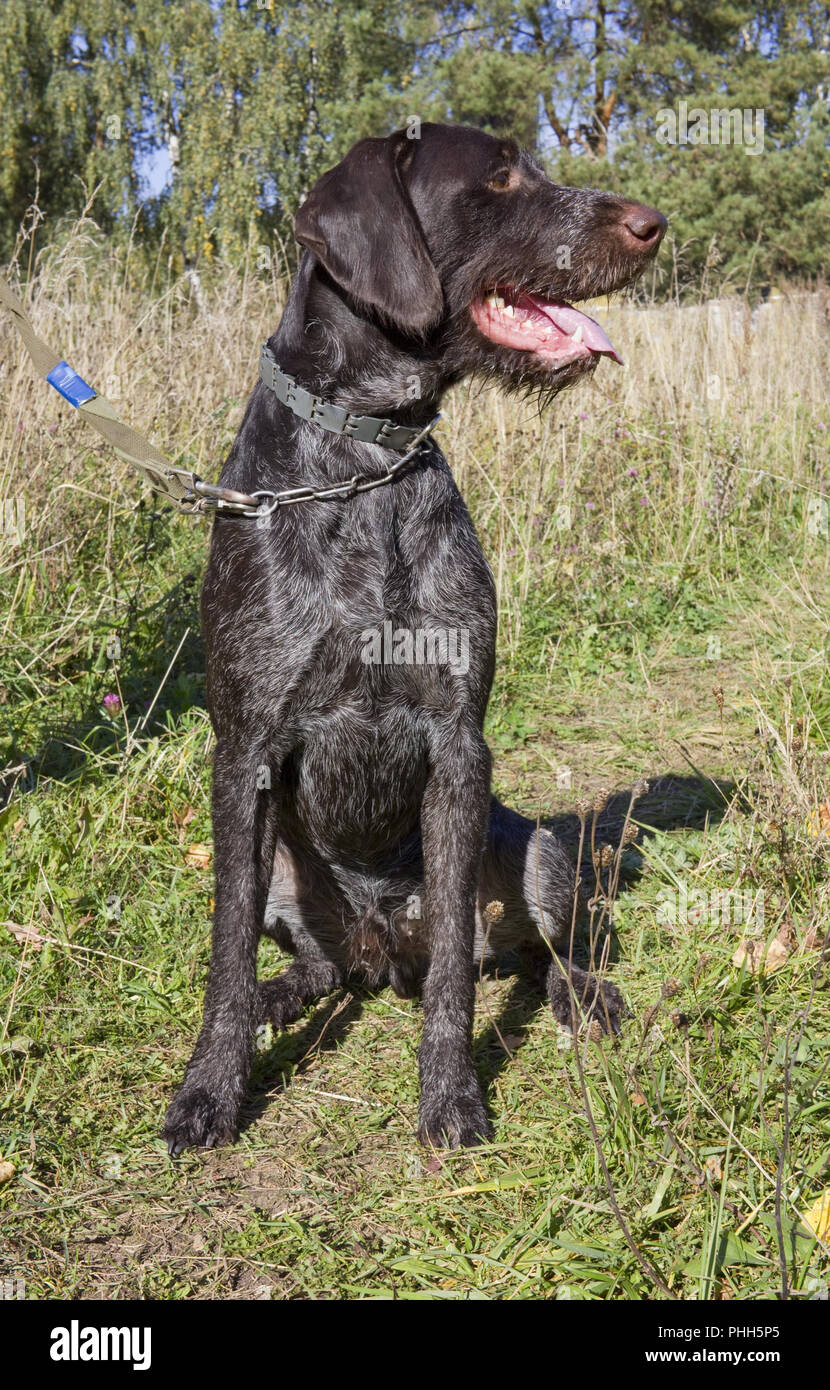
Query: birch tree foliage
0 0 435 264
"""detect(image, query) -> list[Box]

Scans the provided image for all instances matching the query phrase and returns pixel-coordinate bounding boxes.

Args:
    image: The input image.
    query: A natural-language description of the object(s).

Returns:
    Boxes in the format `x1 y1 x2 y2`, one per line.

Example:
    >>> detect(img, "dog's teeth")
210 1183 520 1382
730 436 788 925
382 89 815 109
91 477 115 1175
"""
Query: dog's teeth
571 325 583 343
486 294 499 309
494 295 505 310
503 304 515 317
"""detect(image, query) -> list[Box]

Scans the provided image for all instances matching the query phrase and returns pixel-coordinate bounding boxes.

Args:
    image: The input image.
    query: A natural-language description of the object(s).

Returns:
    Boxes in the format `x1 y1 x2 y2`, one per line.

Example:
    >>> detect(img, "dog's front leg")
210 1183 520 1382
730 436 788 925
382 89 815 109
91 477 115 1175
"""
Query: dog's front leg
164 740 279 1153
418 725 493 1148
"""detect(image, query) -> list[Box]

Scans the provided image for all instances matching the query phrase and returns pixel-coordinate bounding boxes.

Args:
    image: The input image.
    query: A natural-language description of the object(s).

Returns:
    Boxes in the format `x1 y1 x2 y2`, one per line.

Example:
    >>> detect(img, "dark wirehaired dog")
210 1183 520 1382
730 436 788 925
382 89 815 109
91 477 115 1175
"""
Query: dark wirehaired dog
163 123 666 1152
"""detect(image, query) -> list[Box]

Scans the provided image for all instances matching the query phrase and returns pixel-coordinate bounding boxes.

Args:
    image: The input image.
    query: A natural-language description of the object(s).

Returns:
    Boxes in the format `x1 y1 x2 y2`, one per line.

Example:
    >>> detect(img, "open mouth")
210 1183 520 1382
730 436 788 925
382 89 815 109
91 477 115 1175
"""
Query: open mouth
470 287 622 370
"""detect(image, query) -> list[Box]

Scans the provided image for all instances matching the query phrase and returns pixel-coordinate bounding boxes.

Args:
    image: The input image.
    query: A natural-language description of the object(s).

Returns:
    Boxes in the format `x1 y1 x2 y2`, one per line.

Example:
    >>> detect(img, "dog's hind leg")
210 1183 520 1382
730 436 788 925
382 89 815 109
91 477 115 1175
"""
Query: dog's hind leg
545 956 627 1035
478 798 627 1035
257 843 343 1029
256 956 342 1029
477 798 576 955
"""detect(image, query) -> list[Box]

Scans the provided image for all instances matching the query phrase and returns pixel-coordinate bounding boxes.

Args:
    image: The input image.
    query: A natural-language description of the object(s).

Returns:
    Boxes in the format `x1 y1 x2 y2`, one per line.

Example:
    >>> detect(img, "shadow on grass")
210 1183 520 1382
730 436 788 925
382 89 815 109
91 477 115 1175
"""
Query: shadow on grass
242 989 367 1136
473 963 553 1091
546 771 736 887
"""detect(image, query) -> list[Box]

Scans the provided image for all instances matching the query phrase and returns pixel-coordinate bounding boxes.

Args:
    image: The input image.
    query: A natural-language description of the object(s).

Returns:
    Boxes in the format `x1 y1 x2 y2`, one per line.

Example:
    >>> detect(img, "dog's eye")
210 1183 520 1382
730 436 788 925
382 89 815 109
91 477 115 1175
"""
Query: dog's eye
488 168 513 191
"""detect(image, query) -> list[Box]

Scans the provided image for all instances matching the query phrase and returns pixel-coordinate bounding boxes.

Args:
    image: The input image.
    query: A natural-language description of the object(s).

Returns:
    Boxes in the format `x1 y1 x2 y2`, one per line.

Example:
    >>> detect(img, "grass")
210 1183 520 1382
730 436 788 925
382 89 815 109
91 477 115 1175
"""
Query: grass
1 214 829 1299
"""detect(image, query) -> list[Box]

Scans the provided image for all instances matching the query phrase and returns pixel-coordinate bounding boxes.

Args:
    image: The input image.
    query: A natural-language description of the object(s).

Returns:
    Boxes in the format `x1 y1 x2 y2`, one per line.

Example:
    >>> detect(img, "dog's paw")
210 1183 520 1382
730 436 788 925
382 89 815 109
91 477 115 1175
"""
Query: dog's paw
588 978 629 1035
548 968 629 1037
256 978 302 1030
162 1086 239 1156
418 1090 493 1150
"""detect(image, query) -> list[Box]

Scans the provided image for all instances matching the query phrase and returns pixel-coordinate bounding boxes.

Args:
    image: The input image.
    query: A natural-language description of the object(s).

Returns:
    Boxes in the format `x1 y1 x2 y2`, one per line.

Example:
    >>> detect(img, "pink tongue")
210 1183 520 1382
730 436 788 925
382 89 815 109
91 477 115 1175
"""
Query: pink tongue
523 294 622 362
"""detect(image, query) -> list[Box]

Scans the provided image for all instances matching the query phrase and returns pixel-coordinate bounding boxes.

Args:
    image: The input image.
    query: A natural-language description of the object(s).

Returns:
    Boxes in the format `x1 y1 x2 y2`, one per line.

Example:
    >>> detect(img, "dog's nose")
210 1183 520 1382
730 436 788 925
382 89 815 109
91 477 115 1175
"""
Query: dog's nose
620 203 668 251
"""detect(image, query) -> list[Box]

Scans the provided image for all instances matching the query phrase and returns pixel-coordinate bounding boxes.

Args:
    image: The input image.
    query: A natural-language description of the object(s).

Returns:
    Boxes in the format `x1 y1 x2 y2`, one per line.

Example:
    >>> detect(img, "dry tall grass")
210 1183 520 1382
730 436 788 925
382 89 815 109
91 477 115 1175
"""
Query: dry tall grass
2 213 828 579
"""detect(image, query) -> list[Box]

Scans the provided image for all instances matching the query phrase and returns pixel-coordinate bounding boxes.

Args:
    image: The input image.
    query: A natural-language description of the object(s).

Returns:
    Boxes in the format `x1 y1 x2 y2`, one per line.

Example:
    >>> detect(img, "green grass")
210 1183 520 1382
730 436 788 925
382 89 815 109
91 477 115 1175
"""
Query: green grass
1 244 829 1299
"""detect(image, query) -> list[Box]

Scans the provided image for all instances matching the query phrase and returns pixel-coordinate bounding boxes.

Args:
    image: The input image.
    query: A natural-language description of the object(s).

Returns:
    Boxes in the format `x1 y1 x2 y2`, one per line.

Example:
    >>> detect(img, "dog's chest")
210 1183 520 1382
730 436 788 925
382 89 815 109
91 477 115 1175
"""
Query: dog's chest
286 701 428 856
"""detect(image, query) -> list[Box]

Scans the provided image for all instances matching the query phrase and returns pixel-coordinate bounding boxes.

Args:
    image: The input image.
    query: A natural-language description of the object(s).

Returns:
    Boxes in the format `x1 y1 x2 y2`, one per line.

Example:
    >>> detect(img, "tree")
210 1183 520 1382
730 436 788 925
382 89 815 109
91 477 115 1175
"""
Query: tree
416 2 830 291
0 0 437 265
0 0 148 254
1 1 827 291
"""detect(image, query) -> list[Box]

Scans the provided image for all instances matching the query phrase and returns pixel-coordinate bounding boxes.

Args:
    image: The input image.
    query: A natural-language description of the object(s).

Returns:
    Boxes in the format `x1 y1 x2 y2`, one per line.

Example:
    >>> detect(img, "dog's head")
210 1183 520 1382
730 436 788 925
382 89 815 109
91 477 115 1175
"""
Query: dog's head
294 123 666 397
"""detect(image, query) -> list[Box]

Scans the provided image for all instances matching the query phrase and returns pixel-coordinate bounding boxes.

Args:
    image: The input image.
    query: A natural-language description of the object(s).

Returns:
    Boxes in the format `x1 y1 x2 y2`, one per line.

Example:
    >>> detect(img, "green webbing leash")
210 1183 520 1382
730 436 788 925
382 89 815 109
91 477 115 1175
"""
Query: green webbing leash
0 274 242 512
0 276 438 519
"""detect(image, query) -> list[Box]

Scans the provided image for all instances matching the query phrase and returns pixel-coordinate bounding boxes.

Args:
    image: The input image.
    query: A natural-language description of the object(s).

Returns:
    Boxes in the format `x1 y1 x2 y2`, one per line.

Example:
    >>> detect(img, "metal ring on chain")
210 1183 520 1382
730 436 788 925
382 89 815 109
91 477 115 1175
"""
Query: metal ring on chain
182 421 437 518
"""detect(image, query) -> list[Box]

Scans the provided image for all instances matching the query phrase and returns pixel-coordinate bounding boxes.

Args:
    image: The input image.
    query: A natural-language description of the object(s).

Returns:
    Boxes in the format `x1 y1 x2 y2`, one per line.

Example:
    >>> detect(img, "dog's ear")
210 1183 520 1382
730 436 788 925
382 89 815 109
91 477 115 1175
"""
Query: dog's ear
294 132 443 337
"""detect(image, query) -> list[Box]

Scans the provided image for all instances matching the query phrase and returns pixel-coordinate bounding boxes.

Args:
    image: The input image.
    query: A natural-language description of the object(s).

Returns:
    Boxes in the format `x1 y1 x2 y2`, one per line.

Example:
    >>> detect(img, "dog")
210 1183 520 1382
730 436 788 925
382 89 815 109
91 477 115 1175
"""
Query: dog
163 122 666 1153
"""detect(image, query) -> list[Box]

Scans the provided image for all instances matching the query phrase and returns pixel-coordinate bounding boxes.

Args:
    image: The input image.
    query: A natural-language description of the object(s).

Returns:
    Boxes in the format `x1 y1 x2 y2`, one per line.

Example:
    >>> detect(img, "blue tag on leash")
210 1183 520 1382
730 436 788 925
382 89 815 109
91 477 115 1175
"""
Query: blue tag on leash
46 360 96 408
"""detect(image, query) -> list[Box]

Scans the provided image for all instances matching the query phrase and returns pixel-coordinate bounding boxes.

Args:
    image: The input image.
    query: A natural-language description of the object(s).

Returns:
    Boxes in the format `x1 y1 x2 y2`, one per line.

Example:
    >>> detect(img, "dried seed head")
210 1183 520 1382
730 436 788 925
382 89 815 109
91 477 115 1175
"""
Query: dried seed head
662 977 681 999
592 787 610 813
631 778 650 800
599 844 614 867
622 823 639 846
587 1019 603 1043
574 798 591 819
643 1003 660 1030
484 900 504 925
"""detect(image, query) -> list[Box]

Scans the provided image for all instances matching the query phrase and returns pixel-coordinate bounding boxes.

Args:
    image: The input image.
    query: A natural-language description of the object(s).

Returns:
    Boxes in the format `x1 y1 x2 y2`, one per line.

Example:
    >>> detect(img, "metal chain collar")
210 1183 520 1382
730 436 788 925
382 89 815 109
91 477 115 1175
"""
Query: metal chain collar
183 417 438 519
